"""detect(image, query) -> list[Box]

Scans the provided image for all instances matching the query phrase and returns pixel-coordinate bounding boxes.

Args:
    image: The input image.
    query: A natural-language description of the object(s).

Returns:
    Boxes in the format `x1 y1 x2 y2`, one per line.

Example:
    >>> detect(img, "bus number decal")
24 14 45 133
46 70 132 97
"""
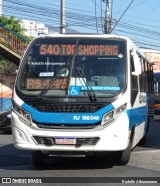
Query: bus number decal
82 116 100 120
73 115 100 121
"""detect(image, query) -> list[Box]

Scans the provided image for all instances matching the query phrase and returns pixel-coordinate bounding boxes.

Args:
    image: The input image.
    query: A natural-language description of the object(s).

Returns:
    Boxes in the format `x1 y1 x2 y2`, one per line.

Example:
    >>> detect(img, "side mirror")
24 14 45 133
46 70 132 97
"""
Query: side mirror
132 72 138 76
149 61 154 66
7 114 12 119
131 51 136 56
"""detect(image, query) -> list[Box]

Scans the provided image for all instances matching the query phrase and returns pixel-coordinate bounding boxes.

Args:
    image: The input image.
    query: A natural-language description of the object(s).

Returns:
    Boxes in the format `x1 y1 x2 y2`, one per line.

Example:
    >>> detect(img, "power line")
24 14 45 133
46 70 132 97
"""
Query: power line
100 0 104 32
110 0 135 33
2 0 160 50
91 0 105 32
94 0 99 33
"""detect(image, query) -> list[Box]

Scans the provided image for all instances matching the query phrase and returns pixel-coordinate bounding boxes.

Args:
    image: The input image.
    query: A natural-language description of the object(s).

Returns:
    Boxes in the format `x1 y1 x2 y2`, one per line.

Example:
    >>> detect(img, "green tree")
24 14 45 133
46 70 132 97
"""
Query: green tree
0 15 33 41
0 15 24 36
0 15 30 73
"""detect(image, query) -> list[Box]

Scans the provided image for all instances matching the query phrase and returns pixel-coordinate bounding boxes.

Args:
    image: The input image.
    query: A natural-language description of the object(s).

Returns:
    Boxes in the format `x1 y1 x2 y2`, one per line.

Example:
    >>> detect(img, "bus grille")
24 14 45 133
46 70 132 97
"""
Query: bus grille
33 136 100 147
35 122 100 129
31 103 104 113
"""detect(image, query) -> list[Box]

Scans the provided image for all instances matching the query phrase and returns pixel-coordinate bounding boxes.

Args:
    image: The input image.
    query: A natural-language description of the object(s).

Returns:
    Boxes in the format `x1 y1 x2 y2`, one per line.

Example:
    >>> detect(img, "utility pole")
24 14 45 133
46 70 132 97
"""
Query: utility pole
60 0 65 34
104 0 111 34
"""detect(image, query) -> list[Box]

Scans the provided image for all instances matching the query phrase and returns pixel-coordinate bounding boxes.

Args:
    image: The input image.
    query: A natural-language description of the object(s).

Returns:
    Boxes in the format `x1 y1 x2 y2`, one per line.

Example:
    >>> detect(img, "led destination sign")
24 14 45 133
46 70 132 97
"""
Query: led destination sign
40 44 119 56
26 78 68 90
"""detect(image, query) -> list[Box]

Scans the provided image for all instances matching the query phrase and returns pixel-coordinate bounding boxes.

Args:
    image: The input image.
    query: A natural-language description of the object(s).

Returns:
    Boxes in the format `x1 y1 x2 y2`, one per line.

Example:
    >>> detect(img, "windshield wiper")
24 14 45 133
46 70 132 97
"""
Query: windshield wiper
76 66 97 102
67 38 79 95
66 38 96 101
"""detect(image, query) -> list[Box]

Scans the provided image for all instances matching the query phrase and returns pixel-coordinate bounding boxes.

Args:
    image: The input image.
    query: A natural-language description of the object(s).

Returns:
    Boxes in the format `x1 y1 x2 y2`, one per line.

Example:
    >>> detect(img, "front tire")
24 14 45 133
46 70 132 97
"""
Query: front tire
116 139 132 166
32 150 45 167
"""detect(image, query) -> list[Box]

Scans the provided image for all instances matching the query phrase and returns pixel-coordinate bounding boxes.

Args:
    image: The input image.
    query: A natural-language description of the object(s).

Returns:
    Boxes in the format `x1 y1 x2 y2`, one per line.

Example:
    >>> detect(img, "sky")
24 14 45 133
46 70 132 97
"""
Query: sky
2 0 160 50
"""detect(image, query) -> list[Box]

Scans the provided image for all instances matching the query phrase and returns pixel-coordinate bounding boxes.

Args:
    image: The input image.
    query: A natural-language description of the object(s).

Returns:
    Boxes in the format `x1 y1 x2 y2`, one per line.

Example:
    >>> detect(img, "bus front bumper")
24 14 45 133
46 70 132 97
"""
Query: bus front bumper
12 111 130 152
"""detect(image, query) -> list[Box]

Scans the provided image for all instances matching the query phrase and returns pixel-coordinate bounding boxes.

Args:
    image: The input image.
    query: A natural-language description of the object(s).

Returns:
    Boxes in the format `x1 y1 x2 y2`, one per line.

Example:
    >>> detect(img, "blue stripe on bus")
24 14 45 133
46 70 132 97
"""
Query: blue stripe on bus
22 103 114 124
127 106 147 130
22 103 147 127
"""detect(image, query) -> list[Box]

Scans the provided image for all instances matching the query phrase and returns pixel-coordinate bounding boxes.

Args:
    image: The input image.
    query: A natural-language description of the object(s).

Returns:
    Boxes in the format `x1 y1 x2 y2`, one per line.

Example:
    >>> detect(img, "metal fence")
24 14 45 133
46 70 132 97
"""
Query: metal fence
0 23 29 56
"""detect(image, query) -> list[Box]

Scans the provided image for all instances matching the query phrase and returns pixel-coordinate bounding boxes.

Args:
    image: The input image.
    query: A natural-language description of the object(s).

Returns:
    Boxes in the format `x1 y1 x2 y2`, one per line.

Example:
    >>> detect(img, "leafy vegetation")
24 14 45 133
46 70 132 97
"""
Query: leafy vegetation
0 15 24 35
0 15 30 73
0 56 18 74
0 15 33 41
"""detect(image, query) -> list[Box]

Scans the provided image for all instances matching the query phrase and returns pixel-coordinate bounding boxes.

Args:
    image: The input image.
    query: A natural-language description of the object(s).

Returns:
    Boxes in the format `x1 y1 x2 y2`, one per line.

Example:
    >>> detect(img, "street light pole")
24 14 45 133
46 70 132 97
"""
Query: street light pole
60 0 65 34
104 0 111 34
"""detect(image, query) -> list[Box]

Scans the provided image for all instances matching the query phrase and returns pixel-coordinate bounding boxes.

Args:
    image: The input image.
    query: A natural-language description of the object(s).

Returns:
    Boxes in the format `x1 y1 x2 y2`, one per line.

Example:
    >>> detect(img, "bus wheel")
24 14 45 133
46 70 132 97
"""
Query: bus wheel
116 139 131 166
32 150 45 167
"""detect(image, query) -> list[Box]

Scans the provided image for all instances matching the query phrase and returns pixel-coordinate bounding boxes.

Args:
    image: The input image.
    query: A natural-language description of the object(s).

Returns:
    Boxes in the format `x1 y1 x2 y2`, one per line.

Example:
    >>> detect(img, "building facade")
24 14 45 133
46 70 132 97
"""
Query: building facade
0 0 2 16
20 19 48 37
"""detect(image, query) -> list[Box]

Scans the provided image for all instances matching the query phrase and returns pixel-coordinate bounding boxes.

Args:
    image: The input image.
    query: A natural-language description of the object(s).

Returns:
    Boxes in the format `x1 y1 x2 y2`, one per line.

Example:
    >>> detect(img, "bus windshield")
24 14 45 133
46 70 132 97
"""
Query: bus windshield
17 37 126 97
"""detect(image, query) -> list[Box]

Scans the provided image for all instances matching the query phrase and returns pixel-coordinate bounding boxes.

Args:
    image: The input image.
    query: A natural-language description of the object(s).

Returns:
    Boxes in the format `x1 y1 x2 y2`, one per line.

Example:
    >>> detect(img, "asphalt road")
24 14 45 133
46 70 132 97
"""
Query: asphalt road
0 117 160 185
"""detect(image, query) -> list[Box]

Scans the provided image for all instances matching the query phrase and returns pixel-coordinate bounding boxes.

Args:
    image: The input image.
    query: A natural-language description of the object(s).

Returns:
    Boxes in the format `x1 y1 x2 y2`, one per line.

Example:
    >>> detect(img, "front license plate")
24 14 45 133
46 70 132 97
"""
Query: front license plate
55 137 76 145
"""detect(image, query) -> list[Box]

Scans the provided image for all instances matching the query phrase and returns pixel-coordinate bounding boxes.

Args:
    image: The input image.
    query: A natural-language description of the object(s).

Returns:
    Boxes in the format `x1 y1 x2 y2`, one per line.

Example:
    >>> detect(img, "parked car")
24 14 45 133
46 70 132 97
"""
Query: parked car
0 110 12 133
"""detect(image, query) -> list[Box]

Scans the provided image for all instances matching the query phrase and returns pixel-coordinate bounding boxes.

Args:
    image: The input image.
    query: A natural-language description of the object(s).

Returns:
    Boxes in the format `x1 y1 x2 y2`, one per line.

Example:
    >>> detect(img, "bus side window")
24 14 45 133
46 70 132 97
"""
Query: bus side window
130 51 138 90
132 75 138 90
131 54 135 72
131 74 138 107
131 52 138 107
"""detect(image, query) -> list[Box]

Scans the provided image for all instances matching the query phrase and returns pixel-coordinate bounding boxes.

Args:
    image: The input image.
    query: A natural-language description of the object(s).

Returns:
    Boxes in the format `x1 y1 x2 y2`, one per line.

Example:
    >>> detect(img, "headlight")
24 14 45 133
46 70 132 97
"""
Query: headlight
101 110 115 127
115 103 127 116
101 103 127 127
12 101 32 125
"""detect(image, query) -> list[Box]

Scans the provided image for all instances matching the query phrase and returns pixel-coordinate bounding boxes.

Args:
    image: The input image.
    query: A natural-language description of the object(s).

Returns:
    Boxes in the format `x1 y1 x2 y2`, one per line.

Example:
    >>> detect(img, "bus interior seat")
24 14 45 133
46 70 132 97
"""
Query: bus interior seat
87 81 96 86
112 63 125 87
91 76 119 86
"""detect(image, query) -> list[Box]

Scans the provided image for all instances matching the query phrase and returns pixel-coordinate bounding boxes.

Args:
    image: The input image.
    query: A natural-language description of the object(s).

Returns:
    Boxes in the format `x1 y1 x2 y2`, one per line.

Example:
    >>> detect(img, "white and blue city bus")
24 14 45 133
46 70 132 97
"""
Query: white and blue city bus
12 34 154 166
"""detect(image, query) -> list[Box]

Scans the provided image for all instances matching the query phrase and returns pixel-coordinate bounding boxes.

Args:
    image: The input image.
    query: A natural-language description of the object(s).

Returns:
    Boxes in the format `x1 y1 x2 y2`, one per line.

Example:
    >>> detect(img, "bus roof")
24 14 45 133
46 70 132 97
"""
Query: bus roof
36 33 132 41
141 48 160 54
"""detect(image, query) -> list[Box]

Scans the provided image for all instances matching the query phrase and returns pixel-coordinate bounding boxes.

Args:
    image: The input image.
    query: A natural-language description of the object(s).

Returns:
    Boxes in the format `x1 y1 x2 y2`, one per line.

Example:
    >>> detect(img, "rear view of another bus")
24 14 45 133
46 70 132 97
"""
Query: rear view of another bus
154 72 160 120
141 49 160 120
